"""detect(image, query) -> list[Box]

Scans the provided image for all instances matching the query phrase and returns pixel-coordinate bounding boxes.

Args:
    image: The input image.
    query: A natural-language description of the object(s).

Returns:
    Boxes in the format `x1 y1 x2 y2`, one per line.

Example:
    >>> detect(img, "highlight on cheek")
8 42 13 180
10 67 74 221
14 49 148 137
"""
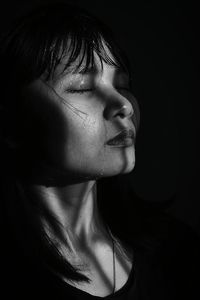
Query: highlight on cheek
94 122 108 179
40 79 90 121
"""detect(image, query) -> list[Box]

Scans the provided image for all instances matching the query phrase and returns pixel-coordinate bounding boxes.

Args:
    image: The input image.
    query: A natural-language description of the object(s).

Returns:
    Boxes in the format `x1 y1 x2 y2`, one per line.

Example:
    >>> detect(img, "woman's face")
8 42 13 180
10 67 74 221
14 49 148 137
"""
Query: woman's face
20 49 140 183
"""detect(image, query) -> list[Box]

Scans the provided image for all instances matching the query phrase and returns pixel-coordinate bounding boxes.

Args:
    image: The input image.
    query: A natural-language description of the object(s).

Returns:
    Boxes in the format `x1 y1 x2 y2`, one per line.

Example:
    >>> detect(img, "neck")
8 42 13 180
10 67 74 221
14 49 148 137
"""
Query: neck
24 180 106 245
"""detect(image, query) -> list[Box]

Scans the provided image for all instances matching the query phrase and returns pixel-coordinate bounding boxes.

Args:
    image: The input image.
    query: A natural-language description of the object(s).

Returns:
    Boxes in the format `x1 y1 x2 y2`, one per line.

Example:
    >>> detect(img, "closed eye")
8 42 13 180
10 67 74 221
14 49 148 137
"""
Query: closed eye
65 88 94 94
65 87 132 94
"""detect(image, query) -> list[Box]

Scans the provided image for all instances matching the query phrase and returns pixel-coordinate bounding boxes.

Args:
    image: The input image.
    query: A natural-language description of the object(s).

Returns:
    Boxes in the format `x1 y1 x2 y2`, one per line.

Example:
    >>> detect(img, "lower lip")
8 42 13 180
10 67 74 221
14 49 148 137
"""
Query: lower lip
106 138 134 147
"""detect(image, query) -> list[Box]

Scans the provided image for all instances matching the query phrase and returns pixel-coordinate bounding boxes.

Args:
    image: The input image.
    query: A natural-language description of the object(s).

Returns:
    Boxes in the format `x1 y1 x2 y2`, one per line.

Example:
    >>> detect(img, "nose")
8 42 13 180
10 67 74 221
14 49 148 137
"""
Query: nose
103 91 134 120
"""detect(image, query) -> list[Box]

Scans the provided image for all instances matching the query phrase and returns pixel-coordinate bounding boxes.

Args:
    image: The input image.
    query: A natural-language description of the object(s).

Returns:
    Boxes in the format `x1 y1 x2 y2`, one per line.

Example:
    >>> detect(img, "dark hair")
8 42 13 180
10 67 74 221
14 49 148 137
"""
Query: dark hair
0 2 131 104
0 2 138 283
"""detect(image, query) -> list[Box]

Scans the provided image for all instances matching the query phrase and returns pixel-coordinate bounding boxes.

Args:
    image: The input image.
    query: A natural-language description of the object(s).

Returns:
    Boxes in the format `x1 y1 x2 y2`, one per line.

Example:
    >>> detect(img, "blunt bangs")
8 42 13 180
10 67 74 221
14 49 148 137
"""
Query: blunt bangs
33 8 131 82
44 33 130 82
0 3 131 88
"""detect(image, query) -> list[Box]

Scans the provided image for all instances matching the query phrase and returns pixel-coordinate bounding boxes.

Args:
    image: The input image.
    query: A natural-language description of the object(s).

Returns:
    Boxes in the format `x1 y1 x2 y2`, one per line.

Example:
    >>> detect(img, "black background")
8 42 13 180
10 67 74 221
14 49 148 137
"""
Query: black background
0 1 199 234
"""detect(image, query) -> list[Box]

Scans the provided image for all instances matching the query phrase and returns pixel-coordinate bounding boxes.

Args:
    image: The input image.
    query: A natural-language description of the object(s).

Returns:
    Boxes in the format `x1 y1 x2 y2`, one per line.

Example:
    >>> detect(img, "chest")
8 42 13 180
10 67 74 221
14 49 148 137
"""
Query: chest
63 242 133 297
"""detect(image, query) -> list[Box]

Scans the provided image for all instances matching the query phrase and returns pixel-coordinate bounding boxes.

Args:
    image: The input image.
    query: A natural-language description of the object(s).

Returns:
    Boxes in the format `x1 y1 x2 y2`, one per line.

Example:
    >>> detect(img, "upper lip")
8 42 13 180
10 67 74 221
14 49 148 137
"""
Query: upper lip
106 128 135 145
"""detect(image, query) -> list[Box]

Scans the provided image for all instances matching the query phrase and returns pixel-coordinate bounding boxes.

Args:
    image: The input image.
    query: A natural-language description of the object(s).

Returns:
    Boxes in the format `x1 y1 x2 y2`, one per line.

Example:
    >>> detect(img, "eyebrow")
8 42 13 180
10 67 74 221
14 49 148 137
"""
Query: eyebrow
73 65 128 76
54 65 96 82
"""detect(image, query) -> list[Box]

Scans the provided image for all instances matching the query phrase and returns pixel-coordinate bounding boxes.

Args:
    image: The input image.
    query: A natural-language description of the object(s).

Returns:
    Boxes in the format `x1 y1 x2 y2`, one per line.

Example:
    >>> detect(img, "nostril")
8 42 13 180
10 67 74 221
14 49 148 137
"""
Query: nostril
104 103 134 120
116 104 134 118
103 94 135 120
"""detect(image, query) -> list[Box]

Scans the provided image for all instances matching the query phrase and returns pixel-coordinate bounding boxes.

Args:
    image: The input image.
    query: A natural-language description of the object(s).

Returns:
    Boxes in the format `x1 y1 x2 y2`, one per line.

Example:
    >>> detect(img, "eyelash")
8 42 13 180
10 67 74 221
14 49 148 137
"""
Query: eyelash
66 88 93 94
65 87 132 94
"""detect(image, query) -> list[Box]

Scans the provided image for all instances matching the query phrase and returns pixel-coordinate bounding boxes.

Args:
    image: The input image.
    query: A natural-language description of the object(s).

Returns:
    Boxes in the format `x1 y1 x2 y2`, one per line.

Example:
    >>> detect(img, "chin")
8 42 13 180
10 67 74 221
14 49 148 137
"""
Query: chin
119 159 135 174
104 157 136 177
116 146 135 174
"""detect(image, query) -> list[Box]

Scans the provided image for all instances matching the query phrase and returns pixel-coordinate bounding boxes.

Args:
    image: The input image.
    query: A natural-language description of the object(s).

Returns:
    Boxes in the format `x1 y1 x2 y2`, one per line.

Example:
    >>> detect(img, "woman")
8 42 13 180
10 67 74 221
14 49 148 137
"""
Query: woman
0 2 199 299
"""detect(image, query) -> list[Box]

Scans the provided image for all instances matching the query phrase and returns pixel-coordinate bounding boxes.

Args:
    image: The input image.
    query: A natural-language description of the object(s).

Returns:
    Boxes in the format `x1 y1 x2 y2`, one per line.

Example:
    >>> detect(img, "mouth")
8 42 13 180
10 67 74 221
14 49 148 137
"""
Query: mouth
106 129 135 147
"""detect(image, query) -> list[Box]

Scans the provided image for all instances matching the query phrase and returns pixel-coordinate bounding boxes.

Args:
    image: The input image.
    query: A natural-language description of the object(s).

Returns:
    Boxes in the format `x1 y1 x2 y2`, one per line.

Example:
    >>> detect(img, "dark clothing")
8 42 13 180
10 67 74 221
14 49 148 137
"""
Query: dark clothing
1 215 199 300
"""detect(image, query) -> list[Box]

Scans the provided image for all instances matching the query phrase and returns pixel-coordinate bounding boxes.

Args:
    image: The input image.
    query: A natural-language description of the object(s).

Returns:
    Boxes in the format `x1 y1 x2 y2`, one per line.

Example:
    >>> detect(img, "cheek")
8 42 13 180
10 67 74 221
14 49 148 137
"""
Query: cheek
64 114 107 164
43 107 107 171
46 107 135 177
63 119 135 177
20 82 110 177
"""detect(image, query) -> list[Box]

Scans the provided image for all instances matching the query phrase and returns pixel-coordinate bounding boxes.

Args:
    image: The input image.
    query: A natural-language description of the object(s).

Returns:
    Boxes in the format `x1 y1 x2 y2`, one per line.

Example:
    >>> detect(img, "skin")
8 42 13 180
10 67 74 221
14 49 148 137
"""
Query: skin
17 49 140 296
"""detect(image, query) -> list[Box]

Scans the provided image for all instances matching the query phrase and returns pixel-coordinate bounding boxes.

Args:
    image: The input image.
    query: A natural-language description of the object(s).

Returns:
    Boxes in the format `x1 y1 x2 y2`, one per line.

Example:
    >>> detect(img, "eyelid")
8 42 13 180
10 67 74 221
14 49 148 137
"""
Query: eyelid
65 88 94 94
65 86 132 95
